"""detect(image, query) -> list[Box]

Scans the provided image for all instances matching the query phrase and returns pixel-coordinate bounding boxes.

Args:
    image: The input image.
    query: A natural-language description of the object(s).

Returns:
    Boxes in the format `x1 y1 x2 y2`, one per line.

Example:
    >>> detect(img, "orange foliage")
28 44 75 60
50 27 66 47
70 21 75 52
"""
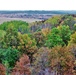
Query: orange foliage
11 54 31 75
0 63 6 75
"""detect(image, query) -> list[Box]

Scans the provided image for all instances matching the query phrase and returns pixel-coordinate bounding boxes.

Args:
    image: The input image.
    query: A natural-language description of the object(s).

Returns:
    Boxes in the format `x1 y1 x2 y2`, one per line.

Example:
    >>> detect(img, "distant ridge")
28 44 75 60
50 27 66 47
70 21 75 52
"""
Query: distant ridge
0 10 76 14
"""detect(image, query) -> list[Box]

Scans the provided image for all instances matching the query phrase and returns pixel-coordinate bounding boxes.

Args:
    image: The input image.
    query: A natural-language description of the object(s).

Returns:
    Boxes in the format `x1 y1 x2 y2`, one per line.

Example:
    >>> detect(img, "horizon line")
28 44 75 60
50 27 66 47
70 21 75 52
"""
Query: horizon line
0 10 76 11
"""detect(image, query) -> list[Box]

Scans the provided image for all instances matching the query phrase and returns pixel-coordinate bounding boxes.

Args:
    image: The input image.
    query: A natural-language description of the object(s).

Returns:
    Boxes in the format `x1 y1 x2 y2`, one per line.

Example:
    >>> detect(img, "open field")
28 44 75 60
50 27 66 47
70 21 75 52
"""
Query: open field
0 17 42 24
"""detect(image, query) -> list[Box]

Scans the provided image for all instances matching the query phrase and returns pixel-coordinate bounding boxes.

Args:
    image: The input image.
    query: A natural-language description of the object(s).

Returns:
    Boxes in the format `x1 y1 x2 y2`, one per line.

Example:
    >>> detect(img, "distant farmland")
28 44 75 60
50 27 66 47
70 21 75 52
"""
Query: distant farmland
0 17 42 24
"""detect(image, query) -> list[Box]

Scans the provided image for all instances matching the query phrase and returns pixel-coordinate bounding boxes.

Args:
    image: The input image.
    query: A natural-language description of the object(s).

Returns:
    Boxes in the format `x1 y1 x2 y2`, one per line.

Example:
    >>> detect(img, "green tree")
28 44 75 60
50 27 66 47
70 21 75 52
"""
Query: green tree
1 25 19 49
0 30 6 48
58 25 71 45
0 30 6 38
73 23 76 32
18 24 30 34
44 16 61 28
45 28 64 48
0 47 20 68
0 47 20 75
45 25 71 48
0 20 29 34
62 15 75 30
17 32 37 62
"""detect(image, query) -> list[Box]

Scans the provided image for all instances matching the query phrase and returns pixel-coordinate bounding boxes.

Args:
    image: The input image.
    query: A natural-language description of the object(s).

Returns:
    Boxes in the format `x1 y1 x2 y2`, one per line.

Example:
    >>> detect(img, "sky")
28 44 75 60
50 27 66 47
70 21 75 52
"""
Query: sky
0 0 76 10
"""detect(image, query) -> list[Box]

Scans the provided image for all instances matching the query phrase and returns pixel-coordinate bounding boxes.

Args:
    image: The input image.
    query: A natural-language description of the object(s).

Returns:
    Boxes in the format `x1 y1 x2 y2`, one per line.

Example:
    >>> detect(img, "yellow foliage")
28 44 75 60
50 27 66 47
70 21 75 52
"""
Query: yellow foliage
69 32 76 45
41 28 50 36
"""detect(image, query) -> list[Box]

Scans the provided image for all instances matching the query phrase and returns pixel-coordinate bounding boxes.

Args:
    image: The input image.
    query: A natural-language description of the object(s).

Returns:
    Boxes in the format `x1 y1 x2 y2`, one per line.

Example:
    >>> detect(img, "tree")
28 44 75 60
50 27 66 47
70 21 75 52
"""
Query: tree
48 46 74 75
0 47 20 74
73 23 76 32
58 25 71 45
69 32 76 45
0 30 6 48
1 24 19 49
62 15 75 30
32 47 49 75
45 28 64 48
11 54 31 75
45 25 71 48
34 31 45 47
68 44 76 59
0 63 6 75
18 24 30 34
17 33 37 62
41 28 50 37
0 20 29 33
0 30 6 38
44 15 61 28
1 25 37 62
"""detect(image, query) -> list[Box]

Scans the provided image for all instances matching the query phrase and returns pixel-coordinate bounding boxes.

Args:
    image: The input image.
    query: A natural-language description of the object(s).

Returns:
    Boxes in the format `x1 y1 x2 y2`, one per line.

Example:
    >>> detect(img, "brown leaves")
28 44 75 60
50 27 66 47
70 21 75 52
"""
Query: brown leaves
11 54 31 75
49 46 74 74
0 63 6 75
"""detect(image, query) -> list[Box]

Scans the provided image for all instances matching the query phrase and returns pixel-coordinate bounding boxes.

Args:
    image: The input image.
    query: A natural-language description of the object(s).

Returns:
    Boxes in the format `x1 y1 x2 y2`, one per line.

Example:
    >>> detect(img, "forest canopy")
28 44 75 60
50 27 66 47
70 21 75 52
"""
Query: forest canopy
0 15 76 75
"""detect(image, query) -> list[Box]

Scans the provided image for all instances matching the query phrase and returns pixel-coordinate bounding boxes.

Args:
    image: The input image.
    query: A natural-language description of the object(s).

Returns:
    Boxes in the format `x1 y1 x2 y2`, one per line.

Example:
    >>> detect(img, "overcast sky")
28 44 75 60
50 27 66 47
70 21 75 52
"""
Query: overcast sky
0 0 76 10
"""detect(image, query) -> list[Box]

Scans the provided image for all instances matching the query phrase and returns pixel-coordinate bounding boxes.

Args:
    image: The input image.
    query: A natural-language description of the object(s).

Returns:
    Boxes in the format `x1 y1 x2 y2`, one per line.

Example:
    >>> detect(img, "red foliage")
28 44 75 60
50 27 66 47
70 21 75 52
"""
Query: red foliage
11 54 31 75
0 63 6 75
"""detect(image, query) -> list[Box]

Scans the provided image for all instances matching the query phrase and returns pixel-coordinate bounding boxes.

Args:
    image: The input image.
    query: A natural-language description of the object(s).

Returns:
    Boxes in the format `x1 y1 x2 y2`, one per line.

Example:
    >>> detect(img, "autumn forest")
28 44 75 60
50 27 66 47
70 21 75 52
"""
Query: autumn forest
0 14 76 75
